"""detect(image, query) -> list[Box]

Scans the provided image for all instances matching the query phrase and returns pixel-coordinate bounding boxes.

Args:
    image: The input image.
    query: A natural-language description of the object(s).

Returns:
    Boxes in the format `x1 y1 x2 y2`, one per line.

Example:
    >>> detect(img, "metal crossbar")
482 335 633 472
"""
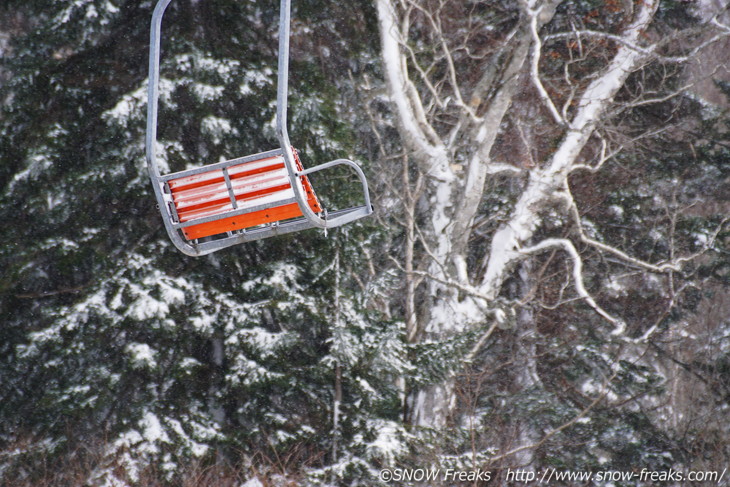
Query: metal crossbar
157 149 285 182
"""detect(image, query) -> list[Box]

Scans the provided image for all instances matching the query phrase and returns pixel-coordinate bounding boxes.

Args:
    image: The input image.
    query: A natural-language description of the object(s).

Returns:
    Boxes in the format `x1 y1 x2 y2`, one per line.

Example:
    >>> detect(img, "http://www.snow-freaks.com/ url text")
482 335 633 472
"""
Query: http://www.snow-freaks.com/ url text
378 466 727 484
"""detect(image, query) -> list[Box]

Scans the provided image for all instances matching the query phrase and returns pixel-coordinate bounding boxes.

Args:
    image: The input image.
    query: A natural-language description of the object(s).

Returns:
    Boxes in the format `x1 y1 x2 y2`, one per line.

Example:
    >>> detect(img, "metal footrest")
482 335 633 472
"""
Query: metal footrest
188 205 372 256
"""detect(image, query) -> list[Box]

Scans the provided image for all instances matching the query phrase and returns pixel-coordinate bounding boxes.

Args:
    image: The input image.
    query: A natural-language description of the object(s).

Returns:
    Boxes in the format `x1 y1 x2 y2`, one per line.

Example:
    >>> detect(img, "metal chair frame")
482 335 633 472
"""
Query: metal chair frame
146 0 372 256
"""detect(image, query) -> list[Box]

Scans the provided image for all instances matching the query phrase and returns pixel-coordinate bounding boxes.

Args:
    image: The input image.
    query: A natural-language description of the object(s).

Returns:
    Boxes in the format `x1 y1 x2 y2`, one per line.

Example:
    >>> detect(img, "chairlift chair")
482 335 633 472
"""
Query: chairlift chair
146 0 373 256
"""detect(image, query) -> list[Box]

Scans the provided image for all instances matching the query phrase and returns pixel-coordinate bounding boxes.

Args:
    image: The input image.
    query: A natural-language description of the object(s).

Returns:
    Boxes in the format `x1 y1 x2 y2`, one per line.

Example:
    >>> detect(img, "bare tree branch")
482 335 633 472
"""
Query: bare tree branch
527 5 565 125
519 238 626 334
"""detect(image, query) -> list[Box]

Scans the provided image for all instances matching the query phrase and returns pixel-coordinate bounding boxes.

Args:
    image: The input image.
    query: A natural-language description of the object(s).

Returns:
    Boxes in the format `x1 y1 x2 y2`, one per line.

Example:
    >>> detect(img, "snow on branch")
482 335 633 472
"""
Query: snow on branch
376 0 444 159
569 0 659 131
568 202 680 274
479 0 660 302
519 238 626 335
527 5 565 125
485 366 621 463
565 189 729 276
403 0 478 122
546 13 730 66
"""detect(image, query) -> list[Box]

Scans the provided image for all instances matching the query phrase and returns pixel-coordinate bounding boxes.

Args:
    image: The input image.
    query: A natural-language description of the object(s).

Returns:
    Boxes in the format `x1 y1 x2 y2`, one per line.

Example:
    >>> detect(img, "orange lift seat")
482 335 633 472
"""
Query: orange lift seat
147 0 372 256
166 149 321 240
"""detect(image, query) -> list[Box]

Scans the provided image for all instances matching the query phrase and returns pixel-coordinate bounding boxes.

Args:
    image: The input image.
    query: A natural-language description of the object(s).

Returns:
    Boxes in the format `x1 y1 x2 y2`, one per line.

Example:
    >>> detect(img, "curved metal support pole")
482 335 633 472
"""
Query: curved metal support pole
275 0 373 229
147 0 202 256
146 0 173 178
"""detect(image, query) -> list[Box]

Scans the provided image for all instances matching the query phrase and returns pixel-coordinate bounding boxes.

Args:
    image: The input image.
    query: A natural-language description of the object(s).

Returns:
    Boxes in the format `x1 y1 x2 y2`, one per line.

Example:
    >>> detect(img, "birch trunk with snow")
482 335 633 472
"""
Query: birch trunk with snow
375 0 672 428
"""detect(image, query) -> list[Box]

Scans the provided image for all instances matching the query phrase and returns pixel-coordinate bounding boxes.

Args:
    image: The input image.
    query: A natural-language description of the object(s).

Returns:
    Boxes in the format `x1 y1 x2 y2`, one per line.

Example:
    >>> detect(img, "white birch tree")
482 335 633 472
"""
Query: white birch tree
374 0 730 435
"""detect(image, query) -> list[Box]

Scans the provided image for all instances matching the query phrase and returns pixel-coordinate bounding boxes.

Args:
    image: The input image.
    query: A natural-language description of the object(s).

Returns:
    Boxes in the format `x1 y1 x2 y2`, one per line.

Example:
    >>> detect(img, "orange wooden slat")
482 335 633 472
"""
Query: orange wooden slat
168 156 285 192
181 197 319 240
168 149 322 240
173 171 293 219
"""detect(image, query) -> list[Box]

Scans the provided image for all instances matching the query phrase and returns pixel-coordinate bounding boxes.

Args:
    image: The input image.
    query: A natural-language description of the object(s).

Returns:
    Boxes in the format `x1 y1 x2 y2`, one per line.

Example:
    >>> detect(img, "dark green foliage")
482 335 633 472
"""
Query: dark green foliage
2 0 730 485
0 0 403 485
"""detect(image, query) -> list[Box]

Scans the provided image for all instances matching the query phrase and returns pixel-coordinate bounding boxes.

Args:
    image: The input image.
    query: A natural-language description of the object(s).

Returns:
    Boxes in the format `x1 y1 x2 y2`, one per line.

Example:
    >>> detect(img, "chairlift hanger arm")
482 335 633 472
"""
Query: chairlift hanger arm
147 0 200 256
275 0 371 229
146 0 172 180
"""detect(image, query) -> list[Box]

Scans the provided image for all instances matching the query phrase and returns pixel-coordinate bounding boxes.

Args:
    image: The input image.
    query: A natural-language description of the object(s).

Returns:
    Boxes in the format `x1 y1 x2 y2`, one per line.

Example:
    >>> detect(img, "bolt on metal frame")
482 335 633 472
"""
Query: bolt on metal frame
146 0 373 256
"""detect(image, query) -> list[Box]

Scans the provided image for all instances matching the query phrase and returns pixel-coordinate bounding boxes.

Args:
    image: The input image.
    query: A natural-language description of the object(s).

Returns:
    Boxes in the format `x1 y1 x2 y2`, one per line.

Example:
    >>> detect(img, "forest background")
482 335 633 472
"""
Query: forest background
1 0 729 485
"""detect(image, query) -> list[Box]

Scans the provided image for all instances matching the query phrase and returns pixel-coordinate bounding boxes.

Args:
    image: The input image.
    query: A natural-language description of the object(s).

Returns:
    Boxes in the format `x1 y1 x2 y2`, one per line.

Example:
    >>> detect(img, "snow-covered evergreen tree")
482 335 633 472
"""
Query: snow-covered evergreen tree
2 0 729 485
0 1 402 485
